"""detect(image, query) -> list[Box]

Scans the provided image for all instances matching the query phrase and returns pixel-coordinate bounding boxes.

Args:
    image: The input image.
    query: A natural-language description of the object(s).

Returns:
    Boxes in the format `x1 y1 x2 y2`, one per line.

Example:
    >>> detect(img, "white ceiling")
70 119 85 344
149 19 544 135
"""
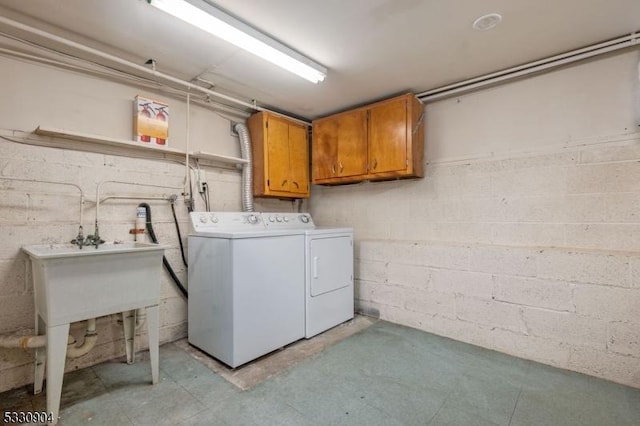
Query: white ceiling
0 0 638 119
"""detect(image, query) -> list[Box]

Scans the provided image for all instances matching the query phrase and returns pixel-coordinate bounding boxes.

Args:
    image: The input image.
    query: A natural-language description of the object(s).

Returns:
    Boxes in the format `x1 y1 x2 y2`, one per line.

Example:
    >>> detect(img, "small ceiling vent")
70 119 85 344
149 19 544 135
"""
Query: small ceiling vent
472 13 502 31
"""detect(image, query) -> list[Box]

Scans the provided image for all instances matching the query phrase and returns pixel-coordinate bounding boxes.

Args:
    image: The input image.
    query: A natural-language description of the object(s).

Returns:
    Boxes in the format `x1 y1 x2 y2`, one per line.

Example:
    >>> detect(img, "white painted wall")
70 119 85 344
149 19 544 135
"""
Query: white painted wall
427 51 639 161
0 55 294 392
311 49 640 388
2 46 639 393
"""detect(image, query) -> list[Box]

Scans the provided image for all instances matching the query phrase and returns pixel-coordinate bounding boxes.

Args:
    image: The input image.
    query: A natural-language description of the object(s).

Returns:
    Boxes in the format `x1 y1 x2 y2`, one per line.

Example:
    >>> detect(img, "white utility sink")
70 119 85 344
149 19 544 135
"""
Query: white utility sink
23 241 164 258
23 242 166 325
22 242 166 425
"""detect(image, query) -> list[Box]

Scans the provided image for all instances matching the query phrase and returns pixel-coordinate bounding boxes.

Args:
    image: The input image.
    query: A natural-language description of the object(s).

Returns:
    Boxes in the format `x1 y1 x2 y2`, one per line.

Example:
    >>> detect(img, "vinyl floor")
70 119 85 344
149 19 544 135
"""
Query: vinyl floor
1 320 639 425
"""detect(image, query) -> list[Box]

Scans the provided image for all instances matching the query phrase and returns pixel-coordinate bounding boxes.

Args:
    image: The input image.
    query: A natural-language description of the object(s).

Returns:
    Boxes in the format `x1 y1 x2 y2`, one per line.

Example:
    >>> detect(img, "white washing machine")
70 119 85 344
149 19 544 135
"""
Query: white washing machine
262 213 354 338
188 212 309 368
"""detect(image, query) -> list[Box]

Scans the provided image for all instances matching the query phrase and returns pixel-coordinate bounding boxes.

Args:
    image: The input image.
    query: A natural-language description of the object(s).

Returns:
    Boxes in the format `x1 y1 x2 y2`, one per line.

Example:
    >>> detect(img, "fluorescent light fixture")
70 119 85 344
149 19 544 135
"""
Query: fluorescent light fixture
149 0 327 83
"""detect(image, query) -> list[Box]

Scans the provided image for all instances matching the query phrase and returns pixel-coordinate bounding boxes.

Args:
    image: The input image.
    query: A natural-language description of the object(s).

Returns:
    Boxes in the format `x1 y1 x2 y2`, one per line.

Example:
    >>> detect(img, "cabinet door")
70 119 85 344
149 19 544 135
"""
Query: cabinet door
312 110 367 183
336 109 367 178
288 123 309 195
266 116 291 192
312 118 339 181
368 97 407 174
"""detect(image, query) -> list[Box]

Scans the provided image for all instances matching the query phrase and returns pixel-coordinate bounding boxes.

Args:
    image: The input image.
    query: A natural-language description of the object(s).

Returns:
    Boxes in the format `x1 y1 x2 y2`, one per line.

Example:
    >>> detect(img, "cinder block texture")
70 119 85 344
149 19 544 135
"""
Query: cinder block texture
351 238 640 388
0 139 292 393
493 275 574 312
0 55 303 393
315 141 640 388
606 321 640 357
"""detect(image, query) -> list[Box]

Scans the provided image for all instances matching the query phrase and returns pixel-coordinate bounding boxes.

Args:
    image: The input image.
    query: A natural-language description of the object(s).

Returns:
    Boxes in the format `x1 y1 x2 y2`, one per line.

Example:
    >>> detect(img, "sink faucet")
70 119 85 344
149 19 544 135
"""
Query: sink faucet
70 225 86 249
70 223 105 249
86 221 105 249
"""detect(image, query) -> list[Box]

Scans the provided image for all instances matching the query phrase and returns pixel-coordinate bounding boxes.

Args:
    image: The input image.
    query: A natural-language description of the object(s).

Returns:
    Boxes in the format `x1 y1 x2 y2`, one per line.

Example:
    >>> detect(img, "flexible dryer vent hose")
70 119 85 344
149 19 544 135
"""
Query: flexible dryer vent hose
235 122 254 212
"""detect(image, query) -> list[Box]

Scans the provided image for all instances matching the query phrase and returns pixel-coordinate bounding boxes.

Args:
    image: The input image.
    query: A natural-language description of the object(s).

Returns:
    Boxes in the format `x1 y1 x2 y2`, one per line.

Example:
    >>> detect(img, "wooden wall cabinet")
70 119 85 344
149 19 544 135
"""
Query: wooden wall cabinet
312 109 367 184
312 93 424 185
248 112 310 199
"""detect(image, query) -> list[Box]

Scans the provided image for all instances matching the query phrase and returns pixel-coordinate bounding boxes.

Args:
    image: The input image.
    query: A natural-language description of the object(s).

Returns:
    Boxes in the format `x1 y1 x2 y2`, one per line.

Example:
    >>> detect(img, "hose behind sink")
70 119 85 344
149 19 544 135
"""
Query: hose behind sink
138 203 188 298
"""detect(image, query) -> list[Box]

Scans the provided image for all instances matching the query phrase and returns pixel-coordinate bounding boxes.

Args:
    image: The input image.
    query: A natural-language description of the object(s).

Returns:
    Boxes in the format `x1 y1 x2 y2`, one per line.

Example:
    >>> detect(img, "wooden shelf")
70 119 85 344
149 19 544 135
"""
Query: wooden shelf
34 126 247 167
35 126 185 155
190 151 248 166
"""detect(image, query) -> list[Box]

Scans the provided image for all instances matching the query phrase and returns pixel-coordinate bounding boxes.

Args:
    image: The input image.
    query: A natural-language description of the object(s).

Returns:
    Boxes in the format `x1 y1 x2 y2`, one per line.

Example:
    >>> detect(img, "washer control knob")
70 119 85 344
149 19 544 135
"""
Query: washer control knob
269 216 275 222
210 214 218 223
299 214 310 223
199 215 208 224
247 214 259 224
276 216 283 222
283 216 289 222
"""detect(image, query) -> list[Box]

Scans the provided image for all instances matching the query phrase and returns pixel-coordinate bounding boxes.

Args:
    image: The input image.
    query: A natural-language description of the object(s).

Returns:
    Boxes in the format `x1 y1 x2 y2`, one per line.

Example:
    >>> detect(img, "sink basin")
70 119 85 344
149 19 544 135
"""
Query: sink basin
23 242 165 258
23 242 167 326
23 242 167 424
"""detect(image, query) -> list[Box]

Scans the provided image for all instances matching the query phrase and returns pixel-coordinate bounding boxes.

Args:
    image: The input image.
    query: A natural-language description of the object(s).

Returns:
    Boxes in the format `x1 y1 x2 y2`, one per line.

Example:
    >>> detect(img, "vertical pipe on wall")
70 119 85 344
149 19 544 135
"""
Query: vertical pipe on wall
185 92 192 211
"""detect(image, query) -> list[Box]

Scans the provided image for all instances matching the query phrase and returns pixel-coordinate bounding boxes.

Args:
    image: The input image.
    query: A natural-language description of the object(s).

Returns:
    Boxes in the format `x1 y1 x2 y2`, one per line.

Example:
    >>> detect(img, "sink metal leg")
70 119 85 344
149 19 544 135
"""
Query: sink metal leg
46 323 70 426
146 304 159 384
122 310 136 365
34 312 46 395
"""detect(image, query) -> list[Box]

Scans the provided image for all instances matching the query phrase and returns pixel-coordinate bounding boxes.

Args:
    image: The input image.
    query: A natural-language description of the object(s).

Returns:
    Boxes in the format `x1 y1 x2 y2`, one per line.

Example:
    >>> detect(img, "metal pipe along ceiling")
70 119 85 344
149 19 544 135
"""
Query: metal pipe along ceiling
418 32 640 103
0 15 312 126
0 15 637 117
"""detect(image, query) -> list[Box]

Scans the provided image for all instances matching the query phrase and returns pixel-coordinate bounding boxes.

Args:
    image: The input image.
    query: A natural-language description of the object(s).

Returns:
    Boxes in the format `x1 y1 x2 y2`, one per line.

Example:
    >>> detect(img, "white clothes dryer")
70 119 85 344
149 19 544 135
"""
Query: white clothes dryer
304 227 354 338
262 212 354 338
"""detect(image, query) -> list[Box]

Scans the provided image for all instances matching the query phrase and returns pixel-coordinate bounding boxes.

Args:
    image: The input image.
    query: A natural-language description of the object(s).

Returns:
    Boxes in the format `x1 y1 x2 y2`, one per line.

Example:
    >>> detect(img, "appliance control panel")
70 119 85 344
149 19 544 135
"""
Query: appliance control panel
190 212 266 232
190 212 315 232
263 213 315 229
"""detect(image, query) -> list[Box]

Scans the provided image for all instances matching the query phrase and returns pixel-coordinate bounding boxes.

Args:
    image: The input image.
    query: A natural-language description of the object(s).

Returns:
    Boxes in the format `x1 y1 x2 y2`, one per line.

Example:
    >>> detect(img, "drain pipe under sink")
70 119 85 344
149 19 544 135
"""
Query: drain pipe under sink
65 318 98 358
0 319 98 359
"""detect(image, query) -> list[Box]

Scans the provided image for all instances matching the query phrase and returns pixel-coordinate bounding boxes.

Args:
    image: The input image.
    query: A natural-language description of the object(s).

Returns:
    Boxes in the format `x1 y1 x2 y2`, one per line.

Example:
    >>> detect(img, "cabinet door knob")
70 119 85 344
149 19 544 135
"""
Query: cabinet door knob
292 181 300 189
331 164 336 175
281 179 288 187
339 162 343 173
372 158 378 170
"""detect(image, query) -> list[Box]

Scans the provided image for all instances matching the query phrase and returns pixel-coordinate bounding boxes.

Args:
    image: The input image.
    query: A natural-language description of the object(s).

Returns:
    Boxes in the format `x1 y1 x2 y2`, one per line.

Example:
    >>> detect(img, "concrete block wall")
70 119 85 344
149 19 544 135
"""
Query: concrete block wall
313 143 640 388
311 50 640 388
0 56 297 392
0 140 295 393
354 237 640 386
0 142 186 391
